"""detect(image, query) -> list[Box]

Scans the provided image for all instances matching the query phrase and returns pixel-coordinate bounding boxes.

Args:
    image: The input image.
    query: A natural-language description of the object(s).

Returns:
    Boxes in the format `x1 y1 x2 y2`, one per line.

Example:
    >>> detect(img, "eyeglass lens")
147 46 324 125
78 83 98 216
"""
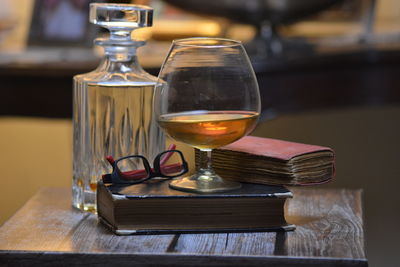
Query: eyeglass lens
159 151 185 177
116 156 149 180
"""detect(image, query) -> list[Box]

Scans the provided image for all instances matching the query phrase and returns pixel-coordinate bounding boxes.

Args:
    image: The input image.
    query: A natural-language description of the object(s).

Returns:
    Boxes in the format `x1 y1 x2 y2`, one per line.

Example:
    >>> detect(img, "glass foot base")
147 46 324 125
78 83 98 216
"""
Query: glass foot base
169 172 241 193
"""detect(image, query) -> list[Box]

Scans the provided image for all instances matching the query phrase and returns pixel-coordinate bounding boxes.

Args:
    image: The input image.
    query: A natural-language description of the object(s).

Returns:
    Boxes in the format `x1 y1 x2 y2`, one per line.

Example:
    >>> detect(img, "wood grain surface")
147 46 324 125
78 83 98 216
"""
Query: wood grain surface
0 187 368 266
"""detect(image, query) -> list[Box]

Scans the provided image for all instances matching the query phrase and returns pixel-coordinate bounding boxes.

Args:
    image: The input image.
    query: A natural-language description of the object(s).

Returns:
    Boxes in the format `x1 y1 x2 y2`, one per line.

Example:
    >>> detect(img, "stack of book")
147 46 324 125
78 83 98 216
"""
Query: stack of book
97 136 335 235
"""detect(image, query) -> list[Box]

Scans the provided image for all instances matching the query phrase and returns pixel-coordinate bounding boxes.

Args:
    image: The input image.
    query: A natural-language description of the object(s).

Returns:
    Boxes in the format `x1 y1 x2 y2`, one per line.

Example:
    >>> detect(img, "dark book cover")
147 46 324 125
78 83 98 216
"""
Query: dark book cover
97 180 295 235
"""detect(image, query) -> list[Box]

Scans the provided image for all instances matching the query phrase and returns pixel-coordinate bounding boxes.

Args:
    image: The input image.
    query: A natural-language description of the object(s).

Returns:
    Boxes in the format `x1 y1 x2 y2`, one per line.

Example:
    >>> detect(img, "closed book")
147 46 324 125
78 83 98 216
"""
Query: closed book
196 136 335 186
97 180 295 235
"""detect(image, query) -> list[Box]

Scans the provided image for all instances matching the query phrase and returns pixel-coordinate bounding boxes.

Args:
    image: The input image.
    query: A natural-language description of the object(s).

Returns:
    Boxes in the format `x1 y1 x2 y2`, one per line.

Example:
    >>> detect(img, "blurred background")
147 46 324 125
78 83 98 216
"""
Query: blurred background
0 0 399 266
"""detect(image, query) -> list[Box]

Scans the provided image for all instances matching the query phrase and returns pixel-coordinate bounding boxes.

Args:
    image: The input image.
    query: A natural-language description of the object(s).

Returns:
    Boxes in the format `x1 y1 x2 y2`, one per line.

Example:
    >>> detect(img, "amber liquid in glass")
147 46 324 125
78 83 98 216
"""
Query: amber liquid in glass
158 111 259 149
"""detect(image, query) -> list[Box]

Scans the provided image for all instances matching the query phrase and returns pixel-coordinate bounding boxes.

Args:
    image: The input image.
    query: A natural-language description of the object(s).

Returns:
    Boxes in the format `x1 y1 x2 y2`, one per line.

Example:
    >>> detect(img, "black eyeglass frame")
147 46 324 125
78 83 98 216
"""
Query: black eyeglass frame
103 150 189 185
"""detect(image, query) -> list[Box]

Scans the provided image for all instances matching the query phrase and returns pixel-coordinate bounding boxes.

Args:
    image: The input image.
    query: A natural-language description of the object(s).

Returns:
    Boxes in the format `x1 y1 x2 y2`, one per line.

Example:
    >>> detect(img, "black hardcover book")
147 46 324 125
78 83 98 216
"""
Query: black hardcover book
97 180 295 235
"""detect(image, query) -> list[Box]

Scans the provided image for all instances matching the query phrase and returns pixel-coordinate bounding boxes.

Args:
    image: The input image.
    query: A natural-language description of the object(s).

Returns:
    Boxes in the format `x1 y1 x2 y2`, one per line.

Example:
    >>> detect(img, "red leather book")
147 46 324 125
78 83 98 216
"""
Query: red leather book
196 136 335 186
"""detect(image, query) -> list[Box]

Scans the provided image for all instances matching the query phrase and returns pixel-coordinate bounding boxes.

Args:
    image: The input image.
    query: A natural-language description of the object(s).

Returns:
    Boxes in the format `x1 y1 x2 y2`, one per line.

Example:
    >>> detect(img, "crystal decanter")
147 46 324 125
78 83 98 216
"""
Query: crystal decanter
72 3 165 212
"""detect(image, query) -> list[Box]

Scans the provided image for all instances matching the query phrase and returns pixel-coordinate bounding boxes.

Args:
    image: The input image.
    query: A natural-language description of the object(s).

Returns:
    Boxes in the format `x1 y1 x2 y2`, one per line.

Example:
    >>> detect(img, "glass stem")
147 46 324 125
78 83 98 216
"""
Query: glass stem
199 149 215 175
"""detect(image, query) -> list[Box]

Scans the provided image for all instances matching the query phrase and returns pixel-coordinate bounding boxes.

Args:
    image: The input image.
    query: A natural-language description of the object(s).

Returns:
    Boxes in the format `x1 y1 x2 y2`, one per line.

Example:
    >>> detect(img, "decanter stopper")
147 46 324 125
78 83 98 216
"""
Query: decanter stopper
90 3 152 28
89 3 153 43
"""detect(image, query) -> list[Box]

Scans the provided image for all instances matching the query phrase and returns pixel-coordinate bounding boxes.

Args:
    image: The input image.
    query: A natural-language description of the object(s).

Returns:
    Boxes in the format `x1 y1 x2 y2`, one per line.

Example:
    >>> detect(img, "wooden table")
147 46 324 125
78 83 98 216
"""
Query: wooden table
0 188 368 266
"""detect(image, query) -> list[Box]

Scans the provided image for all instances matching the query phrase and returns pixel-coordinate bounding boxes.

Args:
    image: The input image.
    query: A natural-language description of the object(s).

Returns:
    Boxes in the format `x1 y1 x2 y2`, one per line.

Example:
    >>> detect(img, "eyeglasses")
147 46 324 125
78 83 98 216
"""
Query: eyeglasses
102 146 188 185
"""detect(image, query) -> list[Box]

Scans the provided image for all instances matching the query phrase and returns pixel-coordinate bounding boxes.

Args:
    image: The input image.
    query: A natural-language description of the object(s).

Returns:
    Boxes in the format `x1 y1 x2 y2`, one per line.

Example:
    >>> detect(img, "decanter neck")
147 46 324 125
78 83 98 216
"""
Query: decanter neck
97 46 144 73
104 46 138 61
95 31 146 61
108 29 132 42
